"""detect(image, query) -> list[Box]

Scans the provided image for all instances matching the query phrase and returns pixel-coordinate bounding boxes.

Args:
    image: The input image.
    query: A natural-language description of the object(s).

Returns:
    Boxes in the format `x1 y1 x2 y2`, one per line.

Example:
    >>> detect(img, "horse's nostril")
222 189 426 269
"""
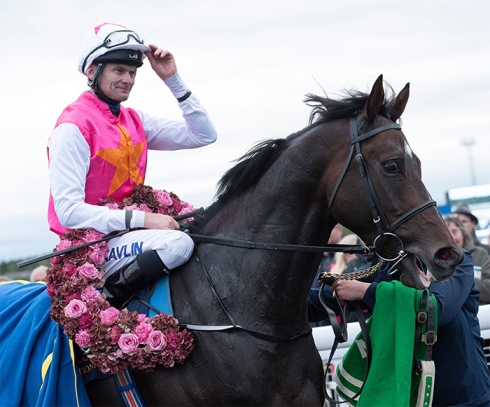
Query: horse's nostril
438 248 456 261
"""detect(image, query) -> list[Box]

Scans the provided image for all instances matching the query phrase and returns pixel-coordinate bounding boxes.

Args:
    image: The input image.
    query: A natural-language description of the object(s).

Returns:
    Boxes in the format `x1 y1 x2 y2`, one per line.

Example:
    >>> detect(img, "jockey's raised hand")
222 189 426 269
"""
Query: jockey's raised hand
145 44 177 81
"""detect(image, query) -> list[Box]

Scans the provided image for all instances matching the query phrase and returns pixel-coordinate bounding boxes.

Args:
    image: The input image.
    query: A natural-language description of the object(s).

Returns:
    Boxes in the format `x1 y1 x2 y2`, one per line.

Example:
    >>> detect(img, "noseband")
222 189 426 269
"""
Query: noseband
327 115 436 269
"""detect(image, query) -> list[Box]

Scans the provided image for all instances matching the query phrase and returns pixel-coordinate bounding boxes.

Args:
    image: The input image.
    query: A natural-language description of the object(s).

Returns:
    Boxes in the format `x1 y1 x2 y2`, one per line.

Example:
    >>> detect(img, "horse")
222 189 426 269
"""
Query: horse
52 75 466 405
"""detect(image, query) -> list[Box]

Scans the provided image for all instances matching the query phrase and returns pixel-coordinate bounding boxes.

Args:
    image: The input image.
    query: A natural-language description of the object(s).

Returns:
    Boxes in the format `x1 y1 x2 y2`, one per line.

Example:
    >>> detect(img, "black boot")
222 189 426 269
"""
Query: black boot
102 250 169 308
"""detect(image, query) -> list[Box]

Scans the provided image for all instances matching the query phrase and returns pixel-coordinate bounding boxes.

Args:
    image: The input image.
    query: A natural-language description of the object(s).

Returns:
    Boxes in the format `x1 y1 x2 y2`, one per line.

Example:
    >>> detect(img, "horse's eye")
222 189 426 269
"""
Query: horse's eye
384 161 400 173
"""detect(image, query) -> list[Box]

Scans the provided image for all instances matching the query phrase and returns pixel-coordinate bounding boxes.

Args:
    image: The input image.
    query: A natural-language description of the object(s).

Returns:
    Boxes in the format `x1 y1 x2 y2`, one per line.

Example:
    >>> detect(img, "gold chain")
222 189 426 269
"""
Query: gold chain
318 259 385 284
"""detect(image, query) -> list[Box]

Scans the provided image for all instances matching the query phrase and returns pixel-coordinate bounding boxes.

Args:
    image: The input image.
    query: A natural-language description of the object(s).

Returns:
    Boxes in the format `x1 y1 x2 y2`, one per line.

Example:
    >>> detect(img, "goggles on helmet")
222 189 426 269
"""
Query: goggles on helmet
81 29 147 73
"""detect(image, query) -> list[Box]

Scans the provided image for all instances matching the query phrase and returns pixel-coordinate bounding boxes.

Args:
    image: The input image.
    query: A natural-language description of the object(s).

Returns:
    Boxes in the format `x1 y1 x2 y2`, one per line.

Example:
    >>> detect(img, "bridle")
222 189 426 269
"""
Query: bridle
319 115 436 404
177 114 436 343
327 115 436 272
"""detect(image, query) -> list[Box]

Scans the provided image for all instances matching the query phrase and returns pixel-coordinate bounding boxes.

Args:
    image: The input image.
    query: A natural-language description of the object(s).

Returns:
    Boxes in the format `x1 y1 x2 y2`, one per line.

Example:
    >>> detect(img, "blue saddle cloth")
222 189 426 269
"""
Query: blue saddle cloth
0 276 173 406
0 281 91 406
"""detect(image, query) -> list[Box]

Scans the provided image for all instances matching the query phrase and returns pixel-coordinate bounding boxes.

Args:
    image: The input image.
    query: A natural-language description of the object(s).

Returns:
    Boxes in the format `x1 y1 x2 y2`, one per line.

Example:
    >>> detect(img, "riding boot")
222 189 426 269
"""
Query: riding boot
102 250 169 308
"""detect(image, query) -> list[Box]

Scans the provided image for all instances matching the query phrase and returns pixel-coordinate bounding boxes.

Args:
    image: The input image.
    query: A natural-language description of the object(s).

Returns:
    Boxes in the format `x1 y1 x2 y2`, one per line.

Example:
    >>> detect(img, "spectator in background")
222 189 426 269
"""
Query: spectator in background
30 266 48 283
314 224 344 283
445 216 490 304
453 204 490 254
330 234 361 275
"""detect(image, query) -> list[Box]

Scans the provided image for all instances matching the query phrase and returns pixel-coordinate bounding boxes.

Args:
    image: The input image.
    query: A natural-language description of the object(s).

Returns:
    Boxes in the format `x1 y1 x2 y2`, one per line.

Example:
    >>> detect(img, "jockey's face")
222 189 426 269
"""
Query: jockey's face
88 62 137 102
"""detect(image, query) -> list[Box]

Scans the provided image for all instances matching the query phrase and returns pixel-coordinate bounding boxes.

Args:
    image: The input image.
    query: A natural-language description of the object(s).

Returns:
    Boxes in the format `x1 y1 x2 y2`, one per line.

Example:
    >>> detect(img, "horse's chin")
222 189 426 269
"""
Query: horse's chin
398 254 432 290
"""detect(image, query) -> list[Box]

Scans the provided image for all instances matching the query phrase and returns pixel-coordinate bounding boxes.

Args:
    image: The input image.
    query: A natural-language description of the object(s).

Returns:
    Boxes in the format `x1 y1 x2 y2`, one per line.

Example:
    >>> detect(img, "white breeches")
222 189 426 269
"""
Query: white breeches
102 229 194 277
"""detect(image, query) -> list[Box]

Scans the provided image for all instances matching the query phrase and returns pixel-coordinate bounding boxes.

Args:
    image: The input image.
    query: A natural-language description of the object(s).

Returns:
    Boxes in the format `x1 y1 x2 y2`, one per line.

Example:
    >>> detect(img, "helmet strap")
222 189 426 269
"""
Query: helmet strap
87 63 121 107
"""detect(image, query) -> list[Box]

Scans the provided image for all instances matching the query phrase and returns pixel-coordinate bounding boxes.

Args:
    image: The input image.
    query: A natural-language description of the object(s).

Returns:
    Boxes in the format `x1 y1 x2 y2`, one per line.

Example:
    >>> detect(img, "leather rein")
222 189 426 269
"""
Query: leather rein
175 115 436 345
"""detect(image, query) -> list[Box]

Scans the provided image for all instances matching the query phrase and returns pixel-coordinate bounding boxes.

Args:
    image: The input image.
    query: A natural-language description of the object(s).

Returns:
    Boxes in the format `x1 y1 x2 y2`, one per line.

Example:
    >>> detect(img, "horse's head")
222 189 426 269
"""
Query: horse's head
323 75 463 289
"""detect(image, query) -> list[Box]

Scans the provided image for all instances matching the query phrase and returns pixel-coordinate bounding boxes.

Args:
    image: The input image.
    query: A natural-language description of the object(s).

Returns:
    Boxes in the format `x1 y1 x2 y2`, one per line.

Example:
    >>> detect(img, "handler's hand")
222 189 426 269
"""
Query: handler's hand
144 213 180 230
331 280 370 303
145 44 177 81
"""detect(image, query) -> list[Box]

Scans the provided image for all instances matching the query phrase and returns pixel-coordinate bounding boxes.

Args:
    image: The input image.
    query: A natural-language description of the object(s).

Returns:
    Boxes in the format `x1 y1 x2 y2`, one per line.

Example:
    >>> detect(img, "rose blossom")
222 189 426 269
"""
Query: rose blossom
64 299 87 318
135 323 154 343
89 249 106 265
81 286 101 301
147 330 167 351
155 191 172 206
56 239 72 251
77 262 99 279
118 333 139 354
75 330 91 348
100 307 120 326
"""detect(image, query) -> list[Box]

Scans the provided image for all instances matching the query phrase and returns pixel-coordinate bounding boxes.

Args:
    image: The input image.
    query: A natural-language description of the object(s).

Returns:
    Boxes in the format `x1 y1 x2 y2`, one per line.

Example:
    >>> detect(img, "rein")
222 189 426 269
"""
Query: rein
177 114 436 346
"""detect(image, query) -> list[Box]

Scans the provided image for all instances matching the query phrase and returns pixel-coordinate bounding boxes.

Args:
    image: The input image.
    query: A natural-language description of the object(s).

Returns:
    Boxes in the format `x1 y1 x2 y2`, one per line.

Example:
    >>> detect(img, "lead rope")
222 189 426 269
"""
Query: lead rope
414 290 437 407
318 261 385 404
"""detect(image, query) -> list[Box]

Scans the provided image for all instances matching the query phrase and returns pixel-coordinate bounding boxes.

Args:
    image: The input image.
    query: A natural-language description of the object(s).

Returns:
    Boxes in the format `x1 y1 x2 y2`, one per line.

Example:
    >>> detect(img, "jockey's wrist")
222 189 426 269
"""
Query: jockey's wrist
164 72 191 101
131 210 146 229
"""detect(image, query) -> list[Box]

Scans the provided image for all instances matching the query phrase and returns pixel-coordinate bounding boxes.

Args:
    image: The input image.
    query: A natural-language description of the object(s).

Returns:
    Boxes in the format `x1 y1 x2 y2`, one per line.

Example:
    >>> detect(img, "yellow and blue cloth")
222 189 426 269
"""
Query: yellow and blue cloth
0 281 91 406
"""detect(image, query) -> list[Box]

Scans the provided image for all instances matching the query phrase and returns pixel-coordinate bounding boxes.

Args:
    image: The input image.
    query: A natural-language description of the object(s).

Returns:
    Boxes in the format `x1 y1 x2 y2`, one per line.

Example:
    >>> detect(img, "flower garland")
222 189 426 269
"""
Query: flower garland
46 185 195 374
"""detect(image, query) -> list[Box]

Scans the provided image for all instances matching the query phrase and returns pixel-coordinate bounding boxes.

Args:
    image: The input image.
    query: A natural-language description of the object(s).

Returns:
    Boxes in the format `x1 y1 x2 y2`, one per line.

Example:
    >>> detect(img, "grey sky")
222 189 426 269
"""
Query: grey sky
1 0 489 262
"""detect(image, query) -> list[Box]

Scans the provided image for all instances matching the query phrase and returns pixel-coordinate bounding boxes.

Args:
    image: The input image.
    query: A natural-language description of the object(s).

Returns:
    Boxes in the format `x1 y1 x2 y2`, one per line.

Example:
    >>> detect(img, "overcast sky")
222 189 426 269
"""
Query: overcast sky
1 0 489 263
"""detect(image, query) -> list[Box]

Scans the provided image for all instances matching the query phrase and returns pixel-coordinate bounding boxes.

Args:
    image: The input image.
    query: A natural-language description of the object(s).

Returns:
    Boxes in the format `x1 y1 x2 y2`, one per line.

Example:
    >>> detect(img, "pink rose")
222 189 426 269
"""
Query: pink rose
77 262 99 279
81 286 101 301
56 239 72 251
100 307 120 326
118 333 139 354
147 330 167 351
89 249 106 265
155 191 172 207
64 299 87 318
75 330 91 348
137 314 147 323
135 323 153 343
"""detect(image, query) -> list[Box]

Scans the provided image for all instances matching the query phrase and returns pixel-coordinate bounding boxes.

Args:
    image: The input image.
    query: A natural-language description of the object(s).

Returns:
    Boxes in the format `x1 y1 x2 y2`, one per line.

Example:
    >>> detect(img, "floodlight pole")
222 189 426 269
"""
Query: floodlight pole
461 138 476 185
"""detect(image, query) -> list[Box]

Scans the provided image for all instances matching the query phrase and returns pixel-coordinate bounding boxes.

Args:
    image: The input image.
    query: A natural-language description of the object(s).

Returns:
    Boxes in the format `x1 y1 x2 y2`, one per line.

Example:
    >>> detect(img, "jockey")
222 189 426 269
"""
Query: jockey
47 23 217 307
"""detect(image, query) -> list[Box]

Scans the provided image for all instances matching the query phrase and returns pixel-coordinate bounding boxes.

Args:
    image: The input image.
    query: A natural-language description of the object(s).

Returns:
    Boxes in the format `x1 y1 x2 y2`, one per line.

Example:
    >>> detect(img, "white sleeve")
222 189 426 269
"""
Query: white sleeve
48 123 146 234
138 73 218 151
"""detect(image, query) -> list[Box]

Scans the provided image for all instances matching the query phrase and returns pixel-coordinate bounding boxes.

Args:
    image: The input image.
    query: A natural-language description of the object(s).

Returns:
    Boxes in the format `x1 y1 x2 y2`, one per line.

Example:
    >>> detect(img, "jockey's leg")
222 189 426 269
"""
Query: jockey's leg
101 229 193 308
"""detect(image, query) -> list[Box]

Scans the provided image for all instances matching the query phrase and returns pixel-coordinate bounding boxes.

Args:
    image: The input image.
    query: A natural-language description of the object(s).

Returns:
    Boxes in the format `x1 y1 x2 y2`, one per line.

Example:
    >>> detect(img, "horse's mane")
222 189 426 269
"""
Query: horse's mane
189 85 397 232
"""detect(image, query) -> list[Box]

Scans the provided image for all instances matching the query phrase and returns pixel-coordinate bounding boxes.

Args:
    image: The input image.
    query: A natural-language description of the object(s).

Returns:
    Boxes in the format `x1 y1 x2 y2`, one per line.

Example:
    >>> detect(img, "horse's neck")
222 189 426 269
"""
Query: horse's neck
176 200 328 335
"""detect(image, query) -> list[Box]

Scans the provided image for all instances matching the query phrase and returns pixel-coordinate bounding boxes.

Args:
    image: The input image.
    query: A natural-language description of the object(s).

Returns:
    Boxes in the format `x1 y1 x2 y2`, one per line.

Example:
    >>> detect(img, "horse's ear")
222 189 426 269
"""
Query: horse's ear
392 82 410 118
365 74 385 123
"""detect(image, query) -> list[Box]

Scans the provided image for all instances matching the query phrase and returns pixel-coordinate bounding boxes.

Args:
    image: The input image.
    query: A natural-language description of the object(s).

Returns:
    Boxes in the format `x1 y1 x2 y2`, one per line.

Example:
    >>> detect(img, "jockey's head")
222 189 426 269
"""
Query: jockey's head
78 23 151 103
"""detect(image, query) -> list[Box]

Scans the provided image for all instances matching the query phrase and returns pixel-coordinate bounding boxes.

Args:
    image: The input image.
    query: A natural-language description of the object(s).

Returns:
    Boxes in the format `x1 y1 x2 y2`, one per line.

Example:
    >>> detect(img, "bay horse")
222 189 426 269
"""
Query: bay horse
84 74 461 405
